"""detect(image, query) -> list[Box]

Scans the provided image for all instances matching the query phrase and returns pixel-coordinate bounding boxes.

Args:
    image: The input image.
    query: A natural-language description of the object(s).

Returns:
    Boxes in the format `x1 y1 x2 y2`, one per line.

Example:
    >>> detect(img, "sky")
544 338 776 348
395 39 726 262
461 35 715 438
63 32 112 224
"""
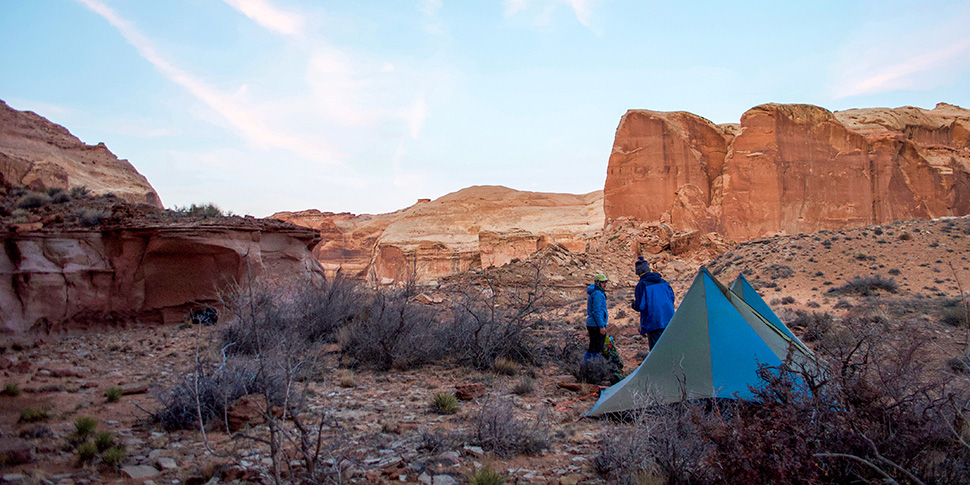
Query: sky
1 0 969 217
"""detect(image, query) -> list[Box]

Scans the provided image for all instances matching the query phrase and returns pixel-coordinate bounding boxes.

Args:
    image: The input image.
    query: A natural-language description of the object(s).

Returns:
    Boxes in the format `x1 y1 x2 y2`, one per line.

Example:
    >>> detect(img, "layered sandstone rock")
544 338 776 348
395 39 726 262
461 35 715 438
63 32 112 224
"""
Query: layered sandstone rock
0 220 323 333
0 100 162 207
275 186 604 283
604 103 970 241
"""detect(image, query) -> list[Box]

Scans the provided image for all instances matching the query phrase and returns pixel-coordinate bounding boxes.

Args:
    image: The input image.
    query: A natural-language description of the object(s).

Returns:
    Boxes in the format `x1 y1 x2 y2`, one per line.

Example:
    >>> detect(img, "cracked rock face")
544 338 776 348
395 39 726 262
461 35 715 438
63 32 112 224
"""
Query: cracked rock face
0 99 162 208
605 103 970 241
0 223 324 333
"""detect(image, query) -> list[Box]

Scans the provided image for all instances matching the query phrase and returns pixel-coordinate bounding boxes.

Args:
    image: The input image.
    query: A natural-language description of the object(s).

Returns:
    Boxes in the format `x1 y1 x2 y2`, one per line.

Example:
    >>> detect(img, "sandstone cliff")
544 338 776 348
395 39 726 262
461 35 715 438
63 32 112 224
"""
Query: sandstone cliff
0 195 324 334
274 186 604 283
605 103 970 241
0 100 162 207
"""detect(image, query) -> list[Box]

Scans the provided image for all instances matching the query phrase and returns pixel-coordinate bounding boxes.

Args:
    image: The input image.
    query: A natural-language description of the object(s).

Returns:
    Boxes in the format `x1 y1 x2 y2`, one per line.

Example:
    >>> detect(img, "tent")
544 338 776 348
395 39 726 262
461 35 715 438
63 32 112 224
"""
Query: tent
586 267 814 417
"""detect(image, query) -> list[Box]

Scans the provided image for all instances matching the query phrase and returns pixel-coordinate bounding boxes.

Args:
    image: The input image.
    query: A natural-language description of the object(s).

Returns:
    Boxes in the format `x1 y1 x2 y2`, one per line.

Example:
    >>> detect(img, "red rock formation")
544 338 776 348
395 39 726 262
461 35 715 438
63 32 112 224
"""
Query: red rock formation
0 218 324 333
0 100 162 207
604 103 970 241
274 186 604 283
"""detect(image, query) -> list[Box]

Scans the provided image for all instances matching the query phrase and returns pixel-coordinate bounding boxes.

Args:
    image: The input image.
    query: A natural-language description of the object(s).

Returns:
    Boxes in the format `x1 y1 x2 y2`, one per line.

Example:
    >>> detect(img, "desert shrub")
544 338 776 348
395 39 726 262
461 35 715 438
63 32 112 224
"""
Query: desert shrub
948 354 970 374
153 357 290 431
74 417 98 438
94 431 115 452
418 429 465 453
105 387 123 403
468 466 506 485
492 356 519 376
593 402 712 484
101 446 125 467
432 393 458 415
19 408 50 423
172 202 225 217
76 441 98 464
17 191 51 209
786 311 834 343
444 280 545 370
2 383 20 397
942 300 969 327
76 208 109 227
49 187 71 203
765 264 795 279
69 186 90 198
827 275 898 296
576 355 612 384
473 398 549 456
899 232 912 241
340 283 442 370
221 277 361 357
337 370 356 388
512 376 534 396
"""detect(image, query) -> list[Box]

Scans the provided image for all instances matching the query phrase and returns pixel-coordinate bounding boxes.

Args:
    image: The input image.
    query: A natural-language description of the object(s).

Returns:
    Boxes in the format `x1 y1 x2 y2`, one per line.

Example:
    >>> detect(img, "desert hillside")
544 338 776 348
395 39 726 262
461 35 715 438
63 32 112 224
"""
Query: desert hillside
0 100 162 208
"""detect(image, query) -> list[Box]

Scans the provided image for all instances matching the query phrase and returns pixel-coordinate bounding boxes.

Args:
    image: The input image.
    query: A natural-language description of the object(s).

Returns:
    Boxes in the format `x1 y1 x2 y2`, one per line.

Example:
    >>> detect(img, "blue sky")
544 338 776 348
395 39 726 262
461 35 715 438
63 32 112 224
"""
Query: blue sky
2 0 969 217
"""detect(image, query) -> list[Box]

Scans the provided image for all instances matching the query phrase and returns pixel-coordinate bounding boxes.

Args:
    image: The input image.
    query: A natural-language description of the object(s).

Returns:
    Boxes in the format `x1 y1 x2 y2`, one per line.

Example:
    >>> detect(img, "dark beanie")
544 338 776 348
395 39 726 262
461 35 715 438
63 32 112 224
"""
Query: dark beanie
635 256 650 275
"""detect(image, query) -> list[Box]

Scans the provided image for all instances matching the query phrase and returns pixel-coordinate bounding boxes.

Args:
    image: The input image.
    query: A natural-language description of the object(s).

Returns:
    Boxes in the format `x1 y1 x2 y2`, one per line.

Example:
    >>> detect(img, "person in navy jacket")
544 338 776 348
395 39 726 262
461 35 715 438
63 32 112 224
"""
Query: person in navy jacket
631 256 675 351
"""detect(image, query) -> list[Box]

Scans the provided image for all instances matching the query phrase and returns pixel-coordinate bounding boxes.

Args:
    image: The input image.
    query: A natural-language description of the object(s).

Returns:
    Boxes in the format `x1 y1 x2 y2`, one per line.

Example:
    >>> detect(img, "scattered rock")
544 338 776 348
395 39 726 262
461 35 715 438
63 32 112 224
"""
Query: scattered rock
157 457 178 470
432 475 458 485
454 383 485 400
119 382 149 395
226 395 267 432
121 465 160 479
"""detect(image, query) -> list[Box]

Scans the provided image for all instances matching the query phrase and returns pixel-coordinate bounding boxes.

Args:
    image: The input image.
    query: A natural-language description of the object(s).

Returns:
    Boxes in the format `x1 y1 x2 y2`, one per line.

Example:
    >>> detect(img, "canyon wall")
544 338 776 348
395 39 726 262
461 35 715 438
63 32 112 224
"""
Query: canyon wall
274 186 604 283
0 100 162 207
604 103 970 241
0 221 324 333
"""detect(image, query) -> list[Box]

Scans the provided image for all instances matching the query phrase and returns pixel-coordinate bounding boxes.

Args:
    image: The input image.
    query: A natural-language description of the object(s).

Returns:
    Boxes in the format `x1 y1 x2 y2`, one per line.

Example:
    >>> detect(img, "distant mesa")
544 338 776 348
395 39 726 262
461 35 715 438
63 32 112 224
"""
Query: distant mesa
0 99 162 207
272 186 604 284
604 102 970 241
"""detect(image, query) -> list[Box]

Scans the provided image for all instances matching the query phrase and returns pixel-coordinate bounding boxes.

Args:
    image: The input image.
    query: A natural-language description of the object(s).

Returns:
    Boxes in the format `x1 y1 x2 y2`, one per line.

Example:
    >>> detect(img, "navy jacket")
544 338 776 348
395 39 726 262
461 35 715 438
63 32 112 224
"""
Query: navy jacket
632 272 675 334
586 283 608 328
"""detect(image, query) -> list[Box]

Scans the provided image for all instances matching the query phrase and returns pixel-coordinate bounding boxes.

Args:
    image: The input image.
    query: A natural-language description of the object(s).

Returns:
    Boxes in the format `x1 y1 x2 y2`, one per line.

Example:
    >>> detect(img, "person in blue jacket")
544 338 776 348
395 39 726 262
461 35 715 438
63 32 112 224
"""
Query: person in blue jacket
631 256 675 351
585 273 610 359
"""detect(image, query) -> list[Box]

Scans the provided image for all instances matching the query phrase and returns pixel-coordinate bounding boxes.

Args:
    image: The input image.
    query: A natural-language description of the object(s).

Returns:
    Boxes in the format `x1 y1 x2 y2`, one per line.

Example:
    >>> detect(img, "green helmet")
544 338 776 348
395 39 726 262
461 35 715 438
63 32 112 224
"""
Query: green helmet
593 273 608 282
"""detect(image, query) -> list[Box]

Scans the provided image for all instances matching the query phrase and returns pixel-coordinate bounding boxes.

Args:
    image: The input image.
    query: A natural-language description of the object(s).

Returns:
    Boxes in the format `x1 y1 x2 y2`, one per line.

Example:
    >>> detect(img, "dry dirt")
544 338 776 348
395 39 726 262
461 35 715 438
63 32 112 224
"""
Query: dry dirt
1 216 969 484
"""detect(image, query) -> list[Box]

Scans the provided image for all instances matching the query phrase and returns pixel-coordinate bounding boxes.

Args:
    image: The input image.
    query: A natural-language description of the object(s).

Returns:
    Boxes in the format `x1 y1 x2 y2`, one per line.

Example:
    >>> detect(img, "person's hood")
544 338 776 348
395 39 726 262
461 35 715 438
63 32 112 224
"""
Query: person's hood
587 283 602 294
639 272 664 284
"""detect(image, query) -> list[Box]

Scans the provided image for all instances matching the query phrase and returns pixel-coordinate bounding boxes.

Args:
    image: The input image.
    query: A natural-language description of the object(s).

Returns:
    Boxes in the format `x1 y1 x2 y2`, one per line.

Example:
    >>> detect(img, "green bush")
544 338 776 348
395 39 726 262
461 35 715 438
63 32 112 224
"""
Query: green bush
2 383 20 397
74 417 98 438
101 446 125 467
105 387 123 403
76 441 98 464
94 431 115 452
469 466 506 485
172 203 225 217
19 408 50 423
432 393 458 415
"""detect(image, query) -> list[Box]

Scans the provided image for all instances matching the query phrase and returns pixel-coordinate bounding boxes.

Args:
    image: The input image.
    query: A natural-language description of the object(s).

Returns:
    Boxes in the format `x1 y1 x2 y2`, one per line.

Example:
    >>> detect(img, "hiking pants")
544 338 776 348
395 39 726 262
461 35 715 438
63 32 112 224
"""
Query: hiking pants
647 328 664 351
587 326 606 355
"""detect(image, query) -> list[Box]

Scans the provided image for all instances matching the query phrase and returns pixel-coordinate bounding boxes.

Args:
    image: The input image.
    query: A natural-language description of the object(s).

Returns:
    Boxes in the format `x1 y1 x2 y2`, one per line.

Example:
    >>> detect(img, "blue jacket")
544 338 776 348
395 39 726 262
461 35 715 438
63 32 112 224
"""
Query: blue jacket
632 272 675 334
586 283 608 328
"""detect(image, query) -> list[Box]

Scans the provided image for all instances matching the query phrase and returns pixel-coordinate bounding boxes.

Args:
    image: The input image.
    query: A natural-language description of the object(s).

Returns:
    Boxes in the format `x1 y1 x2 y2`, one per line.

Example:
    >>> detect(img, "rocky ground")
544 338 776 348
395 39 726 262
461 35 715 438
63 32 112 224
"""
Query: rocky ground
1 215 968 484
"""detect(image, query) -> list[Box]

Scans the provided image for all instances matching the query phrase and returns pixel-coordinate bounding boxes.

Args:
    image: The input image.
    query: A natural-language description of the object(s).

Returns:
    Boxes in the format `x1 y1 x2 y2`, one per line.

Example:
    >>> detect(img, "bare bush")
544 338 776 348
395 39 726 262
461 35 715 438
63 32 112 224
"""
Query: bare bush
593 400 712 484
473 398 549 456
153 357 289 431
443 263 547 370
340 281 442 370
827 275 898 296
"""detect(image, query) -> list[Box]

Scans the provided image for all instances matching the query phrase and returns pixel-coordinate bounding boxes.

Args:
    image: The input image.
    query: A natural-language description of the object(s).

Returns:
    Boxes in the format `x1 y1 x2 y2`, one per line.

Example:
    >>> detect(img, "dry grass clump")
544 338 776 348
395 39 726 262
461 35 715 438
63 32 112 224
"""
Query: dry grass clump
827 275 898 296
